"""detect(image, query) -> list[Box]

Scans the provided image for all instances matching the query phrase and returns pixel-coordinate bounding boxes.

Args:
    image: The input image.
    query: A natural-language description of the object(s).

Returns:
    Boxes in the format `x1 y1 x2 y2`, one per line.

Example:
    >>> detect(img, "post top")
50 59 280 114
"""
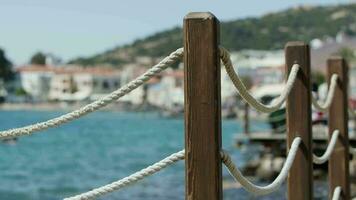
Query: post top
184 12 217 20
328 55 344 61
285 41 308 47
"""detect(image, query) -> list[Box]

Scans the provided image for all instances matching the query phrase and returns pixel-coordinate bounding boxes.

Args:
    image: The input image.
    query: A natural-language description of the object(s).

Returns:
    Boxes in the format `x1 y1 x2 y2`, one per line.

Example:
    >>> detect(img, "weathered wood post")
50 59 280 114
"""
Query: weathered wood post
183 12 222 200
328 57 350 199
285 42 313 200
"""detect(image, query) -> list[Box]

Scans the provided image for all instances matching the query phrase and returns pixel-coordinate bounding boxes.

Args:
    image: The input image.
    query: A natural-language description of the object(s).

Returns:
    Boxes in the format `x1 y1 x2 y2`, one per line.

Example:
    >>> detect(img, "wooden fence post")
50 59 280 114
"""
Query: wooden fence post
285 42 313 200
183 12 222 200
328 57 350 199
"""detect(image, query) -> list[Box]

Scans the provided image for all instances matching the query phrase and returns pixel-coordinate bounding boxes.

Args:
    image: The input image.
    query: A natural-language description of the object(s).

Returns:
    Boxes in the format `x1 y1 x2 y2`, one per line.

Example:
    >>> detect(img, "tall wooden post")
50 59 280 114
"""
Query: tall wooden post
328 57 350 199
183 12 222 200
285 42 313 200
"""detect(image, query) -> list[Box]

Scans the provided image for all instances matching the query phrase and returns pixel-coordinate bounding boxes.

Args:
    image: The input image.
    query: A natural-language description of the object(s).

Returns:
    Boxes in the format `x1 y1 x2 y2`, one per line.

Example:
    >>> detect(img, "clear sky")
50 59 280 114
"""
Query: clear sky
0 0 352 65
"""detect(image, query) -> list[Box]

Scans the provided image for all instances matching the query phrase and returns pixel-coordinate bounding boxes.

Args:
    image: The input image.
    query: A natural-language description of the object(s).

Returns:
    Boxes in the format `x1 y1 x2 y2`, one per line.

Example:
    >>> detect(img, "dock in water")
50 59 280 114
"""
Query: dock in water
235 131 356 143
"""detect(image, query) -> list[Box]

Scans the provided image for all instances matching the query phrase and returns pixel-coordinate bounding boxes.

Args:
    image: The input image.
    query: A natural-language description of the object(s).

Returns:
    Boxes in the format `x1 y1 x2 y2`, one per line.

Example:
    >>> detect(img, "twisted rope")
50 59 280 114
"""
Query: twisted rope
332 186 342 200
313 130 339 164
221 137 301 195
64 150 185 200
0 48 183 139
311 74 338 112
67 137 301 199
219 47 299 113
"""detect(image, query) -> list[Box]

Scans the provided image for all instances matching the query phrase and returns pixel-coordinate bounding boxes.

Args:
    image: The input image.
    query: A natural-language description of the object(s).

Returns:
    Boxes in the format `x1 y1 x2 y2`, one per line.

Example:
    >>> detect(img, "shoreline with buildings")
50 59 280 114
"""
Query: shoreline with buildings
0 32 355 117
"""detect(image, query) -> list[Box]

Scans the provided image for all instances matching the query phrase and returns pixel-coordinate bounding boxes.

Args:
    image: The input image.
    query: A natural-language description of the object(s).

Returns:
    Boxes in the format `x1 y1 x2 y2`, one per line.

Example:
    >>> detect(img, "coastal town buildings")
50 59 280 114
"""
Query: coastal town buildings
16 50 287 108
17 65 123 102
229 50 285 86
146 69 184 110
48 72 92 101
14 33 356 112
118 65 145 105
17 65 54 101
48 68 122 101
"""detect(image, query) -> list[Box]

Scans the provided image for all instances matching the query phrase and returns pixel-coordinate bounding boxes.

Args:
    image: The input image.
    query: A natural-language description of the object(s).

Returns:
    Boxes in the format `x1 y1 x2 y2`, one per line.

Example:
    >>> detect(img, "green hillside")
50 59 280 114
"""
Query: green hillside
69 3 356 67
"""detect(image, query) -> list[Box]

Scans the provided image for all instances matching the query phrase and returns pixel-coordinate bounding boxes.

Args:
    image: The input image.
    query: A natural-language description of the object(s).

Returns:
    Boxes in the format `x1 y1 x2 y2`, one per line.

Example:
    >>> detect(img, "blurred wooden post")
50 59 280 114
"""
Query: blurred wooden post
184 12 222 200
285 42 313 200
328 57 350 199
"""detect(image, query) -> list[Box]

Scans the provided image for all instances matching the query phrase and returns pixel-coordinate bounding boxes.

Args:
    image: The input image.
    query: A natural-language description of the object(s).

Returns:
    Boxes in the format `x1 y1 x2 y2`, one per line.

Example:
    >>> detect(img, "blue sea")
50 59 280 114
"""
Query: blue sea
0 111 327 200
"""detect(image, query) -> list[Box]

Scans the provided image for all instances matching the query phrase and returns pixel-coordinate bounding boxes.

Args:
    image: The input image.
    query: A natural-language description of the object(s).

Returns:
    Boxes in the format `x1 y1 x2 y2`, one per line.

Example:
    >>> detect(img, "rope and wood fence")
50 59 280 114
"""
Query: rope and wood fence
1 12 355 200
185 12 352 200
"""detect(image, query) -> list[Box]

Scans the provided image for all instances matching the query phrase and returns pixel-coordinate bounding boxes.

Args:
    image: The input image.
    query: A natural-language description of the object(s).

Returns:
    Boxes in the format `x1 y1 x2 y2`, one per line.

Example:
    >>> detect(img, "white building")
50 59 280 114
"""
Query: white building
229 50 285 86
117 65 145 105
49 72 92 101
17 65 54 101
147 69 184 109
17 65 125 103
49 67 121 102
89 69 122 101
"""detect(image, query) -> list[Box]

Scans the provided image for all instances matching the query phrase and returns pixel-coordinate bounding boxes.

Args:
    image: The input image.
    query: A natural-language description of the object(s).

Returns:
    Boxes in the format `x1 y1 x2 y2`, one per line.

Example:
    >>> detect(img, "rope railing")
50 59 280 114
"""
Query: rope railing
313 130 339 164
332 186 342 200
65 137 301 199
65 150 185 200
221 137 301 195
311 74 338 112
0 48 183 139
0 41 352 199
0 47 305 139
219 47 300 113
220 45 340 114
0 46 344 140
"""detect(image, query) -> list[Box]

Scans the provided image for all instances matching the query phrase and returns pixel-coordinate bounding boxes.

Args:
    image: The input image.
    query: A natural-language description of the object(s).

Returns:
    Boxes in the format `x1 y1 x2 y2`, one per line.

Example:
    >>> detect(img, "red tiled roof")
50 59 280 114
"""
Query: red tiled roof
16 65 120 76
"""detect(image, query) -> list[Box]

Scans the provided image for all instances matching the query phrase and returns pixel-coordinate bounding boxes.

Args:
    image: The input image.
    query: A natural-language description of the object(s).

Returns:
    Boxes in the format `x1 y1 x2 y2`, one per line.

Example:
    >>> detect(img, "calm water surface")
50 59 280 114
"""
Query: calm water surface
0 111 327 200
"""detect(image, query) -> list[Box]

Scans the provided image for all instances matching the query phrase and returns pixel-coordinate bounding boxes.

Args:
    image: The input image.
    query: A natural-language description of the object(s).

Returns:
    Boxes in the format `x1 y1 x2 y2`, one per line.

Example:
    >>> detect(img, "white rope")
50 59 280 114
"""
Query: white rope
311 74 338 112
313 130 339 164
219 47 299 113
64 150 185 200
221 137 301 195
332 186 342 200
67 137 300 199
0 48 183 139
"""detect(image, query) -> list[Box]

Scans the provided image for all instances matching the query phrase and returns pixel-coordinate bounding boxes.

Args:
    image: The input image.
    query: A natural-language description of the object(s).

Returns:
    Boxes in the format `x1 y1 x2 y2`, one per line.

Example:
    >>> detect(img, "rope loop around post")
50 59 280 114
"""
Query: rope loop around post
221 137 301 195
219 47 300 113
313 130 339 164
311 74 338 112
331 186 342 200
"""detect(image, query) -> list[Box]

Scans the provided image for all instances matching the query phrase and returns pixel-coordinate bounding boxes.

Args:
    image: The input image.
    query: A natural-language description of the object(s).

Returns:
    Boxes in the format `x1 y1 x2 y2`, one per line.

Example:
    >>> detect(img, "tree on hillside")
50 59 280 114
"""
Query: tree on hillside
30 52 46 65
0 48 14 81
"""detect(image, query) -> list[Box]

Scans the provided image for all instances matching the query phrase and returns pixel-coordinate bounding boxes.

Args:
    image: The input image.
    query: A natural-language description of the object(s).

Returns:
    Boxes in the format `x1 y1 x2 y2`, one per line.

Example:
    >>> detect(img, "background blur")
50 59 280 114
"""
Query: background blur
0 1 355 199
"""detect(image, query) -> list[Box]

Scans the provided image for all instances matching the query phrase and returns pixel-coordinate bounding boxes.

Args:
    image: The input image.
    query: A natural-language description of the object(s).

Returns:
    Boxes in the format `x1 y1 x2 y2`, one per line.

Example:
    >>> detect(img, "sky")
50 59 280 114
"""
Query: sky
0 0 353 65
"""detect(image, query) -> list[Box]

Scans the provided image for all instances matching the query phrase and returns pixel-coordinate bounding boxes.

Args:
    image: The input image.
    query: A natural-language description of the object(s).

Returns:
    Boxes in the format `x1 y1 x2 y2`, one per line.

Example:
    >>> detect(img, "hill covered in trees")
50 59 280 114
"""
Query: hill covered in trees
69 3 356 67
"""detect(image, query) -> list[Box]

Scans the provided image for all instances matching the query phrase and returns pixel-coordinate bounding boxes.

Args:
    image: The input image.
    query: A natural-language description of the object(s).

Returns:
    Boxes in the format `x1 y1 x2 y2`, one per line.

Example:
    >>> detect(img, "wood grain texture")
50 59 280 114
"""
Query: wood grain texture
183 12 222 200
328 57 350 199
285 41 313 200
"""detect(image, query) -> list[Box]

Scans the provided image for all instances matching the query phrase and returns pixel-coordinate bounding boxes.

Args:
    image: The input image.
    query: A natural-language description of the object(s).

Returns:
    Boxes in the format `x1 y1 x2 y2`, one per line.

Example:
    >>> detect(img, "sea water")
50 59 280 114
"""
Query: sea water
0 111 327 200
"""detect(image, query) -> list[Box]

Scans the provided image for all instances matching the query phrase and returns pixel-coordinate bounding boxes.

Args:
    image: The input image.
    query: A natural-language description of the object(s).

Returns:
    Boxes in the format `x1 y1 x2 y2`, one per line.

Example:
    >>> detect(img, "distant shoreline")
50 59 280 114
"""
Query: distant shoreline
0 102 136 112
